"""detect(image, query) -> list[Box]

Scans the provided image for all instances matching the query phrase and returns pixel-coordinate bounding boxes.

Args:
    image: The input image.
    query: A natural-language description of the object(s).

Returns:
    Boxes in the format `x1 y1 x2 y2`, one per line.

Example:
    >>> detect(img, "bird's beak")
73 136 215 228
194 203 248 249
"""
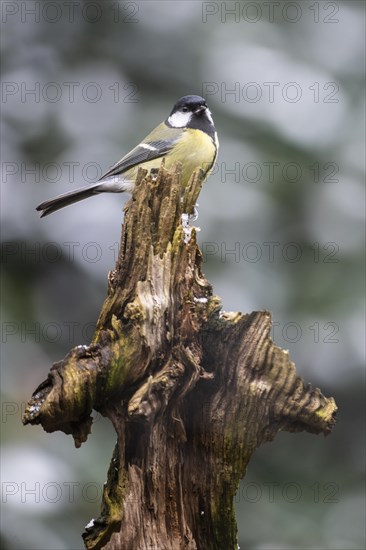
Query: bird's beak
195 105 207 115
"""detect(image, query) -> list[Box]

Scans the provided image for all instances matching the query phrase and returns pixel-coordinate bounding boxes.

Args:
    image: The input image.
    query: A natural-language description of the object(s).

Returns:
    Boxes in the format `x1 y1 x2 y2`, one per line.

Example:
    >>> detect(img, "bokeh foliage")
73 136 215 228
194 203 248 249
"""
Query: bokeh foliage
1 1 365 548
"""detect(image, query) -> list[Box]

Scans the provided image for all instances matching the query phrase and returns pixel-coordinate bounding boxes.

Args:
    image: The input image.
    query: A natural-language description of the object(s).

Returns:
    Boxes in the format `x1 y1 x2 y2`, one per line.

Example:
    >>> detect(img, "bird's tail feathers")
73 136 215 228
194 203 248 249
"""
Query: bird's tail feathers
36 178 132 217
36 183 104 217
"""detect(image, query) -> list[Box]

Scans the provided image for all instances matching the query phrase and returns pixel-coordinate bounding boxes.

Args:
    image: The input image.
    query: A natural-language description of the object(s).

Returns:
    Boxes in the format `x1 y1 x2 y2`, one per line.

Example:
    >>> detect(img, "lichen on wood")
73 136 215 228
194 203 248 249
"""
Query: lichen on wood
23 163 337 550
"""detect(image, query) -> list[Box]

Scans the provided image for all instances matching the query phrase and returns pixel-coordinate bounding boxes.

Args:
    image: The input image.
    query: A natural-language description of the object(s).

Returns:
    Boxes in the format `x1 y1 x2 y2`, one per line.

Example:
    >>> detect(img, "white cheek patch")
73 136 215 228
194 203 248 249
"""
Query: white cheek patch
205 107 214 126
168 111 192 128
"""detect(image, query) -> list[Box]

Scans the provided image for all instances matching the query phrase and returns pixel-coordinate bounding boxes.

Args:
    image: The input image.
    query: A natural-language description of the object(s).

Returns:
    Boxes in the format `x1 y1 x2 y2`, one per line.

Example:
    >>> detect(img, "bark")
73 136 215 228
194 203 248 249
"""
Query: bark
23 163 337 550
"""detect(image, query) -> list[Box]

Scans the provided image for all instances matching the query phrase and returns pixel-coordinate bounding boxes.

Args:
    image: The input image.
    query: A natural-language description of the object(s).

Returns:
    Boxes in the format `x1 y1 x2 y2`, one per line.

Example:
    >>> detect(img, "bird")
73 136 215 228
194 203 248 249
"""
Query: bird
36 95 218 217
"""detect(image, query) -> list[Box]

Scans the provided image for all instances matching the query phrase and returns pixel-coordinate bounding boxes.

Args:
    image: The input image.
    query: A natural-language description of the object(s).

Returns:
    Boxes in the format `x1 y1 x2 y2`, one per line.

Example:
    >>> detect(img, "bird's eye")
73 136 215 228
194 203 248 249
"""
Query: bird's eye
182 107 189 112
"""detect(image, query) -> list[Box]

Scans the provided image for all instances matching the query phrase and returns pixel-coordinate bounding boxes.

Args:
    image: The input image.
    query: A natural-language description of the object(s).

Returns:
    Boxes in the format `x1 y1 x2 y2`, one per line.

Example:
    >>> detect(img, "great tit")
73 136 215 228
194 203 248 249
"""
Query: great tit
36 95 218 217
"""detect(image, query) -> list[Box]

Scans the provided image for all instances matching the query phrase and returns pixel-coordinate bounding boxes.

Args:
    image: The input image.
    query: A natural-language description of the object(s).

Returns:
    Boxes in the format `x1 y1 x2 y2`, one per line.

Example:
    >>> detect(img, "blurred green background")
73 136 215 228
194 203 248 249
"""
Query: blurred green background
1 1 365 548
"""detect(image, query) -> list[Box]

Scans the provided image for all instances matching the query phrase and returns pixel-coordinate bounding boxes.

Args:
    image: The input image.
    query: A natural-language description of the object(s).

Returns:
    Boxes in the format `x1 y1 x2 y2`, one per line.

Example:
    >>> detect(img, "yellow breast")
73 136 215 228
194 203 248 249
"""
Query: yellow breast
165 128 218 186
126 128 218 188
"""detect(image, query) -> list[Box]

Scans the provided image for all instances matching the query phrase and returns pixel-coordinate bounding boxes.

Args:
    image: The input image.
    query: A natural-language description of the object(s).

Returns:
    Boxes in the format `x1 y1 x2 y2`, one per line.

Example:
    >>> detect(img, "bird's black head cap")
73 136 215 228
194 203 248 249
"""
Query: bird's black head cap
167 95 215 138
169 95 207 116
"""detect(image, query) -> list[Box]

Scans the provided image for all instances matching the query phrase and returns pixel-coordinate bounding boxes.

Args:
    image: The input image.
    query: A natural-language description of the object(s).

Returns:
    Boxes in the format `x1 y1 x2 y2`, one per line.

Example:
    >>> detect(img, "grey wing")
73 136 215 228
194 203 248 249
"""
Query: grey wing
99 138 177 181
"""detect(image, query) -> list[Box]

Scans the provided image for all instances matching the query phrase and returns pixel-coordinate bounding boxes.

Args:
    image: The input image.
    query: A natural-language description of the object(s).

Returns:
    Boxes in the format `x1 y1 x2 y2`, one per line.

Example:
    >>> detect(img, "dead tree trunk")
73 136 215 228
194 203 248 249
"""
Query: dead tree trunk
23 163 337 550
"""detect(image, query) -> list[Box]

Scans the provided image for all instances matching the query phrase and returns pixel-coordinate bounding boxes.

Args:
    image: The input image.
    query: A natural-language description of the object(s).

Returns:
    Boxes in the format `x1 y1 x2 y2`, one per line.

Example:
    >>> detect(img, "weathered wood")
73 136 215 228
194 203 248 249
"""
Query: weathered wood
23 163 337 550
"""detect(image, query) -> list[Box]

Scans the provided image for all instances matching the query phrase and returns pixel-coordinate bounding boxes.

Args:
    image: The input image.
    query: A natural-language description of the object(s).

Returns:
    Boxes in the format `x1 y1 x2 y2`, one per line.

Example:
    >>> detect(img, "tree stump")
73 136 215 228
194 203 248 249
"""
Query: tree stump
23 163 337 550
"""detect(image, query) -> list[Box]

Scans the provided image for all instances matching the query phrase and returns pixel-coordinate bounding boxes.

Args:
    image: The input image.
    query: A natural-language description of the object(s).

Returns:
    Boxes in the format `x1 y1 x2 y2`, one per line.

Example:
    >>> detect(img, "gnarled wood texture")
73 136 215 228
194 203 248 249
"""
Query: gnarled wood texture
23 164 337 549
